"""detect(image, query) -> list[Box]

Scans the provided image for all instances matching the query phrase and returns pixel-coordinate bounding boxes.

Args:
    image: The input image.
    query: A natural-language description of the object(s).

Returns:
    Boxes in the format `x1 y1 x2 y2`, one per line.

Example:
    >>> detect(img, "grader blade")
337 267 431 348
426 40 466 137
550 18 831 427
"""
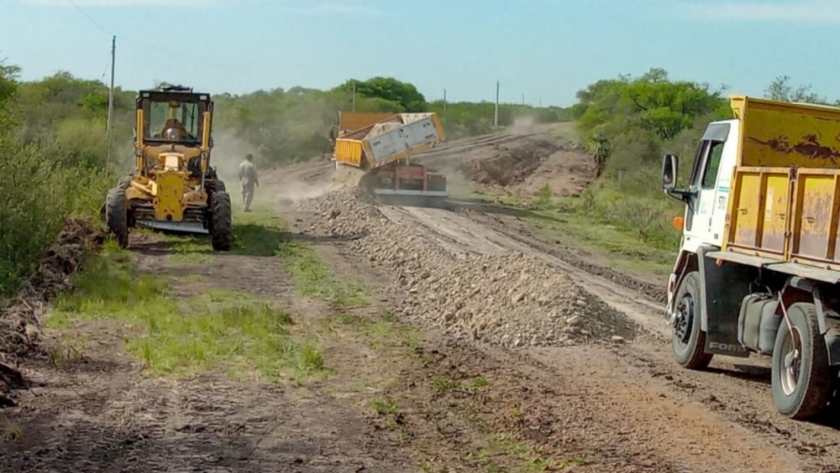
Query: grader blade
136 219 209 235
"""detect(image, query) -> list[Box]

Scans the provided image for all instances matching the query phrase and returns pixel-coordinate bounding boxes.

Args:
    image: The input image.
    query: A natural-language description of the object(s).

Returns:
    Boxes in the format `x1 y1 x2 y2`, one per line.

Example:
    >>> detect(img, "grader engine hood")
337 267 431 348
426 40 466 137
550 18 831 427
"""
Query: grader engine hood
135 151 209 235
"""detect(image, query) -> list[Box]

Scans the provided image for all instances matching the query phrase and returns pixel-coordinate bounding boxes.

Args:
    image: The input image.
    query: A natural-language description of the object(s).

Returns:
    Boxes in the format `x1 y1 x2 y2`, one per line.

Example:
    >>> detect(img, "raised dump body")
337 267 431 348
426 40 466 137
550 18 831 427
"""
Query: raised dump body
724 96 840 271
336 111 396 136
333 112 446 170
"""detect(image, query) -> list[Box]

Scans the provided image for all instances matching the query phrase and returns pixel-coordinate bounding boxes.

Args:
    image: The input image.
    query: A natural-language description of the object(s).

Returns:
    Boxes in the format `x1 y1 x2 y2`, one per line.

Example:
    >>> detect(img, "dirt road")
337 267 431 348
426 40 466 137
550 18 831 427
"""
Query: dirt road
291 187 840 473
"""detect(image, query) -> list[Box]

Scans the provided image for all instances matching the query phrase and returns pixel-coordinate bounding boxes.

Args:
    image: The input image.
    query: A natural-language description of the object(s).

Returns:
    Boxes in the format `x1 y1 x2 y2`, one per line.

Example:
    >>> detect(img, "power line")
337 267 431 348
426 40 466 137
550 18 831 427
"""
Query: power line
64 0 111 36
57 0 263 87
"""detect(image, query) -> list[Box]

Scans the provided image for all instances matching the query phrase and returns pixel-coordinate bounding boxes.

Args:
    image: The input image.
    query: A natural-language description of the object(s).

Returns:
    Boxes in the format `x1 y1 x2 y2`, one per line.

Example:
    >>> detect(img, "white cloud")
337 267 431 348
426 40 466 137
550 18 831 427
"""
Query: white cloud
678 0 840 23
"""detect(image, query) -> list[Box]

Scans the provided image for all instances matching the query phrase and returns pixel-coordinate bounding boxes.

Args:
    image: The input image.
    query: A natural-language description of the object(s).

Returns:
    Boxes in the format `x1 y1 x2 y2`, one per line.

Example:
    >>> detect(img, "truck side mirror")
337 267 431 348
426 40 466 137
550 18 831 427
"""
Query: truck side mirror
662 154 678 191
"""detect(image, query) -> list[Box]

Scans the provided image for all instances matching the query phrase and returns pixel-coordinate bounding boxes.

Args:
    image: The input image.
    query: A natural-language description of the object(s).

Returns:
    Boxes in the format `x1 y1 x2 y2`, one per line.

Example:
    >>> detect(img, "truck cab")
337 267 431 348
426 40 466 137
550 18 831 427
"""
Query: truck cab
670 119 739 253
661 95 840 421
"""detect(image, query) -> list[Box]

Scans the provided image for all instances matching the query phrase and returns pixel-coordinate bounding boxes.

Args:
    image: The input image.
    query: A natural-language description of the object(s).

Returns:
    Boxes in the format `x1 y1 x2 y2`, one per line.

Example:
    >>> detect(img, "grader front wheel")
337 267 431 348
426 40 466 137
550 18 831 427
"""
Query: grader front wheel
105 187 129 248
209 191 233 251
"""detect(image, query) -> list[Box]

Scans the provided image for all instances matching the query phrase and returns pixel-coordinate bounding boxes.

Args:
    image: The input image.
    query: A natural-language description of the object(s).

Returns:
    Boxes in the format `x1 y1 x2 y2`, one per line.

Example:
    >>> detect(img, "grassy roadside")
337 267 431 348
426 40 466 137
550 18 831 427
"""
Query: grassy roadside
46 233 329 384
232 207 368 307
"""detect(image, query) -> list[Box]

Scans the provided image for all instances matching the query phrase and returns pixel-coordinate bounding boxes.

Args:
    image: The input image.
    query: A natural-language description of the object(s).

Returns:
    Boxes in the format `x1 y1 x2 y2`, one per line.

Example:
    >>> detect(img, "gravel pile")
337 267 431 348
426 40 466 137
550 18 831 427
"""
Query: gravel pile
294 190 640 347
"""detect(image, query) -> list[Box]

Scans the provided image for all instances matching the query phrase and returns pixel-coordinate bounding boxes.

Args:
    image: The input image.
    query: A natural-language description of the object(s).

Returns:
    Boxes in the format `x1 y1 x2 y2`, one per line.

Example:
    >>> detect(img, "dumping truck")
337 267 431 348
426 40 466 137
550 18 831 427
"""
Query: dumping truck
662 95 840 420
101 85 232 251
332 111 448 201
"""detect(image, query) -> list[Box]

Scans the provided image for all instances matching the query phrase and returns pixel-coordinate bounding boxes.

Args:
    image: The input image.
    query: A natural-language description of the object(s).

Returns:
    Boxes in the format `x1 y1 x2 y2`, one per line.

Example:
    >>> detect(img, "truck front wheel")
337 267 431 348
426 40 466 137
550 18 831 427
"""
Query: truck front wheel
771 302 832 420
672 271 714 370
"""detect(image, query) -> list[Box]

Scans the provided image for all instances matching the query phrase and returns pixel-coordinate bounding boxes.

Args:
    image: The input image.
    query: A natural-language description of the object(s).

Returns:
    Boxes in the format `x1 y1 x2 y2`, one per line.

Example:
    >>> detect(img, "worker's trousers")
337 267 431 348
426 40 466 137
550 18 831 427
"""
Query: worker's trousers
242 182 255 211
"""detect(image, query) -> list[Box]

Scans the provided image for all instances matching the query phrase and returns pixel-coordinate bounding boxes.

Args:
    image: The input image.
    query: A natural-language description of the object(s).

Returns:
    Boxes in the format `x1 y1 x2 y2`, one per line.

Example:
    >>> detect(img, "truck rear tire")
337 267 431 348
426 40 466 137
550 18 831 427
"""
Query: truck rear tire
771 302 832 420
672 271 714 370
210 191 232 252
105 187 129 249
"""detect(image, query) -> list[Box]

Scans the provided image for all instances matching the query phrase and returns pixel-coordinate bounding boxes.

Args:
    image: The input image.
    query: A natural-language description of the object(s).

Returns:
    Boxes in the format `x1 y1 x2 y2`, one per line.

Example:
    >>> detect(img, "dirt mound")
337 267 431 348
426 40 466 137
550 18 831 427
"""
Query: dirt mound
295 191 640 347
0 217 103 405
455 139 561 188
410 126 594 198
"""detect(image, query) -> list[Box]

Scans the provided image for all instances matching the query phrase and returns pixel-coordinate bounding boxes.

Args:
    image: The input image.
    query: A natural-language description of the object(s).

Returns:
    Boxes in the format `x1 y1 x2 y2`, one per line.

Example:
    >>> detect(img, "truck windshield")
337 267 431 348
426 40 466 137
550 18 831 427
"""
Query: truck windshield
144 100 201 143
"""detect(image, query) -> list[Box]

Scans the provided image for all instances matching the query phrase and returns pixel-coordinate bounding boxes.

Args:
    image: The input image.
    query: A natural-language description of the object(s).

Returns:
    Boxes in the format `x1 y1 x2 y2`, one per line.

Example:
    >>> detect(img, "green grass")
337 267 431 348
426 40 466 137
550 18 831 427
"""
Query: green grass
372 396 400 415
164 235 215 265
278 239 367 307
48 241 329 382
474 433 587 473
231 207 287 256
235 205 368 307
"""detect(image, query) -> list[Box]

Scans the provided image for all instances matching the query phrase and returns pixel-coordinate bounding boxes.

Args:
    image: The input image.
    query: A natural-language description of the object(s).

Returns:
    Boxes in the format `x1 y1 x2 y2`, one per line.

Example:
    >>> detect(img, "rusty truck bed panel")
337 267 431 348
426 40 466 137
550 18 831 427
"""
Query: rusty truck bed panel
726 166 792 258
338 112 398 134
730 95 840 169
724 97 840 272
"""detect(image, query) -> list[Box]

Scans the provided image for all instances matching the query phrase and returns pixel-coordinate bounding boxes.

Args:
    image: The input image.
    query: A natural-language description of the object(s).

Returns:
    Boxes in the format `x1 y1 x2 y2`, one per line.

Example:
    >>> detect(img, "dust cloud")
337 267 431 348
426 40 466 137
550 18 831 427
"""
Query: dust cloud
208 130 258 185
209 128 360 205
508 115 537 135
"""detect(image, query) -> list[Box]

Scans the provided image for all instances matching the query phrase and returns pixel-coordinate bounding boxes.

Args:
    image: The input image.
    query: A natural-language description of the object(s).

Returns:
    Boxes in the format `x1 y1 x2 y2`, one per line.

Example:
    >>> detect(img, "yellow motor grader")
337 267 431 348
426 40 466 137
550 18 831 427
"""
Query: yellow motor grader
102 85 232 251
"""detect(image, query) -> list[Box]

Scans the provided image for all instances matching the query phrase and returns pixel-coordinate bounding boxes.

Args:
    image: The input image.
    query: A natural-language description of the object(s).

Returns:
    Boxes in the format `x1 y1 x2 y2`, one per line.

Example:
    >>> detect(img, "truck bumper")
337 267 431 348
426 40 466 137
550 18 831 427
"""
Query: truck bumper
665 272 678 326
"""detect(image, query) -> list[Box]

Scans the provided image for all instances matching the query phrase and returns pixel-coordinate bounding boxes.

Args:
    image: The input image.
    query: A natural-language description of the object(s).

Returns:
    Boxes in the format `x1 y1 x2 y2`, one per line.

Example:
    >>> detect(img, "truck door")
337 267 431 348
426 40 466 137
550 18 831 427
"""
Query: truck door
683 123 732 251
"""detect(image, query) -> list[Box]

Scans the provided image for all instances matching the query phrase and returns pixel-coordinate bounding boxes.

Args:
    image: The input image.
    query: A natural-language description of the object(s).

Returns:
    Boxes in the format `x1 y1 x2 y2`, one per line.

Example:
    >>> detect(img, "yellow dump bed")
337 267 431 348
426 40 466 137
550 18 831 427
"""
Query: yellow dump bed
724 95 840 271
337 112 397 135
333 112 446 170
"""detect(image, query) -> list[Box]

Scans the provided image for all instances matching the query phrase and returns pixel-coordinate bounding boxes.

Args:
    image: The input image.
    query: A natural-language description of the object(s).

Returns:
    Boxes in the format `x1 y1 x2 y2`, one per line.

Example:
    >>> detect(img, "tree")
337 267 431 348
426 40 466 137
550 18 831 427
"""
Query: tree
764 75 826 104
574 68 727 143
336 77 427 112
0 56 20 127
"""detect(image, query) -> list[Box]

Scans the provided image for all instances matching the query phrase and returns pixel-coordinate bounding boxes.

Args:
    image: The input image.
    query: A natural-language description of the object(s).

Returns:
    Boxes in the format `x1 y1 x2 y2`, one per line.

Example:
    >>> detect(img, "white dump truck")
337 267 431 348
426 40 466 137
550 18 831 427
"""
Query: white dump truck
662 95 840 420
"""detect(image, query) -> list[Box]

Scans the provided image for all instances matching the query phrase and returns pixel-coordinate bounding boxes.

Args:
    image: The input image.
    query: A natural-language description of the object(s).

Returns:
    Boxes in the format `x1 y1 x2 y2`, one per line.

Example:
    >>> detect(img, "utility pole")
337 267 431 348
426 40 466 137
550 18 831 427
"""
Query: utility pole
105 35 116 167
494 80 499 127
351 81 356 112
522 93 525 106
443 88 447 117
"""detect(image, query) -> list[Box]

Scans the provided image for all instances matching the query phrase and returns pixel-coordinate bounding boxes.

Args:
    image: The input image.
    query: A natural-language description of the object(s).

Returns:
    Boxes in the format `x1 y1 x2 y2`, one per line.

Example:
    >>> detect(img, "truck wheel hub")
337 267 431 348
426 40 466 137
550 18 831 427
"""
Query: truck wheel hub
674 295 694 344
780 327 803 396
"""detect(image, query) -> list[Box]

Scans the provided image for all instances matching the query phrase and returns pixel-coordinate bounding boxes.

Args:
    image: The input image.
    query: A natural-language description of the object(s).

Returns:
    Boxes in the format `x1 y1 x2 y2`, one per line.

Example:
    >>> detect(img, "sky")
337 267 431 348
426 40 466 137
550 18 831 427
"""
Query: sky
1 0 839 107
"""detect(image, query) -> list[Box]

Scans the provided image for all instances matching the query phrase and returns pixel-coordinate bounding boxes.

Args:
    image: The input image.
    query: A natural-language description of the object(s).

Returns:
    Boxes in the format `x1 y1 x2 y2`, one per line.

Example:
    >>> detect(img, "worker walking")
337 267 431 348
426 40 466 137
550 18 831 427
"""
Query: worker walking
238 153 259 212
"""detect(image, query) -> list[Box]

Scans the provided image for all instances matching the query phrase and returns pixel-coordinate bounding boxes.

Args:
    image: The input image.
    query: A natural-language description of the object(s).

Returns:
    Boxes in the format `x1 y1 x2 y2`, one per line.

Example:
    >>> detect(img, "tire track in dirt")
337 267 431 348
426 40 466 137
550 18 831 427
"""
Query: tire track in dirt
374 202 840 472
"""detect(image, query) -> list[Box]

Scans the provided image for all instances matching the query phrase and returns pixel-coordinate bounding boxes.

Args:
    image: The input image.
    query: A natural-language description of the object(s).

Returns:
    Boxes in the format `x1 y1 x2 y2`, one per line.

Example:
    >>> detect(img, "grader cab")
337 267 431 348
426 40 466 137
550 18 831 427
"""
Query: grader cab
102 85 232 251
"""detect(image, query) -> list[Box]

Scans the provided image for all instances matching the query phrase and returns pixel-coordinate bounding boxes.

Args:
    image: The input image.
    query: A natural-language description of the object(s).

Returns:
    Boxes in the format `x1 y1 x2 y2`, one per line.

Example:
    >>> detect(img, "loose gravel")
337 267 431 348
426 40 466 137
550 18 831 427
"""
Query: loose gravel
295 190 641 347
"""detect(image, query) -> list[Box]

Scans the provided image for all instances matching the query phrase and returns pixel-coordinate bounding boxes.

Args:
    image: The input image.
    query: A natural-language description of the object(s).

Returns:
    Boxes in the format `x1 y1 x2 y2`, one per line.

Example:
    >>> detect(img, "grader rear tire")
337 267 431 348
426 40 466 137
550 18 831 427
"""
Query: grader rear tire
105 187 129 248
210 191 233 251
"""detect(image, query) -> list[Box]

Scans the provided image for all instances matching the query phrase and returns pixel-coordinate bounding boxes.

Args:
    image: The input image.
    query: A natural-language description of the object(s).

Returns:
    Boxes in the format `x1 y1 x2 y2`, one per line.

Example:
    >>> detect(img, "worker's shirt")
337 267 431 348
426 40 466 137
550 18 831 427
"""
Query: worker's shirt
239 161 258 186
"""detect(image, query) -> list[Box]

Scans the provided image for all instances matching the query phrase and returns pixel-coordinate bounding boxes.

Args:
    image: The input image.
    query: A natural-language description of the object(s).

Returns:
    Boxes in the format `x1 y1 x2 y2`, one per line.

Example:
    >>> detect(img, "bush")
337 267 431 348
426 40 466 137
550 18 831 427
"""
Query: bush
0 63 115 299
0 136 113 296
